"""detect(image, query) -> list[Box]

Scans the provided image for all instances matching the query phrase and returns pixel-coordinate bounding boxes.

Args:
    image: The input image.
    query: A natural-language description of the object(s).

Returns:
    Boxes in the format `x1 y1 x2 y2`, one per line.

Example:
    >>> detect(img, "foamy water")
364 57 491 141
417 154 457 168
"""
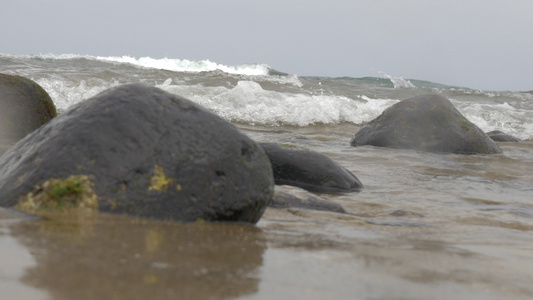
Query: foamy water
1 53 531 139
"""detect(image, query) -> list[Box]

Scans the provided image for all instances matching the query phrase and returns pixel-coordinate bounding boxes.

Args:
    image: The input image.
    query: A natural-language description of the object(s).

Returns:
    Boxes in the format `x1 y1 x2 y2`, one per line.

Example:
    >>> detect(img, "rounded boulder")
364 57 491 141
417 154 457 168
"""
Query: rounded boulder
350 94 502 154
486 130 521 142
260 143 363 193
0 84 274 223
0 73 57 141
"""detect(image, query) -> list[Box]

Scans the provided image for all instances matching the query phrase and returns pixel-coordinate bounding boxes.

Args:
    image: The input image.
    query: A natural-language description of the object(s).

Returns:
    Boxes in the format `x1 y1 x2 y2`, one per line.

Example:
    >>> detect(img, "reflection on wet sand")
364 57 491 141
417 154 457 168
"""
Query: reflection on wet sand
252 208 533 300
3 202 533 300
9 212 266 300
0 209 48 300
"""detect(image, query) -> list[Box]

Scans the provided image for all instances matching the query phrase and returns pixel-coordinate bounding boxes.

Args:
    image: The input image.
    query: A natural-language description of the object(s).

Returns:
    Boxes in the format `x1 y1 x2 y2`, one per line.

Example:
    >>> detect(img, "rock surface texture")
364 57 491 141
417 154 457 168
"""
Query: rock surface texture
0 84 274 223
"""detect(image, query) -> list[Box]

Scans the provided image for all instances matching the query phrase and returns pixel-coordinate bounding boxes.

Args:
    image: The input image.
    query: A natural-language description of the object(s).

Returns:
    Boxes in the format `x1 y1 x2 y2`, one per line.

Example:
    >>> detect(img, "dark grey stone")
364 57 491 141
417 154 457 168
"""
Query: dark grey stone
0 73 56 141
350 94 502 154
260 143 363 193
270 185 346 213
486 130 521 142
0 84 274 223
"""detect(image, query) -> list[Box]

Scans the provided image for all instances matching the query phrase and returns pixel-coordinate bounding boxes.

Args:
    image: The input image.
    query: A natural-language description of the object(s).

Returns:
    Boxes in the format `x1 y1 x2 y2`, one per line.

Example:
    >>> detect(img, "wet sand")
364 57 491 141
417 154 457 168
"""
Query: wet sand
2 196 533 299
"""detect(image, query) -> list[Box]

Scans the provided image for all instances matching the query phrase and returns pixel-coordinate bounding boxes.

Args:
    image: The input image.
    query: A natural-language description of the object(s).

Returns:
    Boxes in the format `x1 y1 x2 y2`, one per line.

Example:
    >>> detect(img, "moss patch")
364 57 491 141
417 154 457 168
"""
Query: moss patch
149 165 174 192
16 174 98 213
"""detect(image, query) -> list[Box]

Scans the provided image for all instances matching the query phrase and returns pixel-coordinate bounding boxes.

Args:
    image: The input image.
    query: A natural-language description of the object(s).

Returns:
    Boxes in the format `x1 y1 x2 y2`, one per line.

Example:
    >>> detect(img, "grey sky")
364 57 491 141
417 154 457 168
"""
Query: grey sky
2 0 532 91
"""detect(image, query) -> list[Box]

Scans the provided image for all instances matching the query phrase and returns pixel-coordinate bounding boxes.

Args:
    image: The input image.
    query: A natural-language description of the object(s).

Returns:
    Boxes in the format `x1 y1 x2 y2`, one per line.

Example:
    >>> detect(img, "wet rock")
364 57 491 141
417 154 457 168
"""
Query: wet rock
350 94 502 154
0 84 274 223
486 130 521 142
260 143 363 193
0 73 57 141
270 185 346 213
10 216 267 300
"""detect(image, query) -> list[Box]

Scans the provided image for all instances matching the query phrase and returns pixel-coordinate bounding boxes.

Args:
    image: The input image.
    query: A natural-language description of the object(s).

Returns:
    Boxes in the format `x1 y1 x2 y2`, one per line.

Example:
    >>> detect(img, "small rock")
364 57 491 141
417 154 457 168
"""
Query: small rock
260 143 363 193
486 130 521 142
270 185 346 213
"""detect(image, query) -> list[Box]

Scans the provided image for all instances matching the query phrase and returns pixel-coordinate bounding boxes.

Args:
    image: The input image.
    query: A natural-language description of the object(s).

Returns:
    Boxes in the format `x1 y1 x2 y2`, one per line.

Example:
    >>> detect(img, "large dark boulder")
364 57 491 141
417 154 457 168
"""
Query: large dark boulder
0 73 57 141
0 84 274 223
350 94 502 154
486 130 521 142
260 143 363 193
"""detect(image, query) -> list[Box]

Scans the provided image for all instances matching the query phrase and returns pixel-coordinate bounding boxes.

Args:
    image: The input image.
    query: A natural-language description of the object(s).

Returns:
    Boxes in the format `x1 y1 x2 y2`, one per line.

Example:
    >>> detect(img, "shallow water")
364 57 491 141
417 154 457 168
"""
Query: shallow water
1 124 533 300
1 54 533 299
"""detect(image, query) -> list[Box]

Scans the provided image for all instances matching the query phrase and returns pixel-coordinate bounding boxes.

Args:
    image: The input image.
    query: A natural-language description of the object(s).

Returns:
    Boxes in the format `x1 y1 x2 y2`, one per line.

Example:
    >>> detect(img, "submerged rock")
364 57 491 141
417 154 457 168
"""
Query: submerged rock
0 73 57 141
0 84 274 223
260 143 363 193
350 94 502 154
270 185 346 214
486 130 521 142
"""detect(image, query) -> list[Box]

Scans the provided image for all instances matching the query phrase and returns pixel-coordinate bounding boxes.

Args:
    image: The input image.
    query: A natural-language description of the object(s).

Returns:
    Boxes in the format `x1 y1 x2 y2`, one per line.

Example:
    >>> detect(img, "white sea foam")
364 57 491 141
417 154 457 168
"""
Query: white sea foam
452 99 532 140
96 56 307 86
35 77 119 112
42 75 398 127
3 53 530 139
3 53 272 76
96 55 271 76
158 80 397 126
379 71 415 88
28 75 533 139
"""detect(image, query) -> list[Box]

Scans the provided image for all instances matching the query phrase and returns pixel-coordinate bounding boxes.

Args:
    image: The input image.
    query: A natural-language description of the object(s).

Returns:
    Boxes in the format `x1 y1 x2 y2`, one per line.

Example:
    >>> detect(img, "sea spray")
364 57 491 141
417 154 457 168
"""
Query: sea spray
159 80 398 126
379 71 415 88
1 53 531 139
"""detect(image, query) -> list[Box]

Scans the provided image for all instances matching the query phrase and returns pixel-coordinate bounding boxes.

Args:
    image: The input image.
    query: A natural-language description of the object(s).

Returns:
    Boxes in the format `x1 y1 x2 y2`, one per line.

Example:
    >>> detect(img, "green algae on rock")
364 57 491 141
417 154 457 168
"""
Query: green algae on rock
16 175 98 214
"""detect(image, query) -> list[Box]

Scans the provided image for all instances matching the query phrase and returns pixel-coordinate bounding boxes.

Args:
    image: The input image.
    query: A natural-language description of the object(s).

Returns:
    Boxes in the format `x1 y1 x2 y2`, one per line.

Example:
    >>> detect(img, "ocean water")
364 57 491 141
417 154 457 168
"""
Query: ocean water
1 53 533 299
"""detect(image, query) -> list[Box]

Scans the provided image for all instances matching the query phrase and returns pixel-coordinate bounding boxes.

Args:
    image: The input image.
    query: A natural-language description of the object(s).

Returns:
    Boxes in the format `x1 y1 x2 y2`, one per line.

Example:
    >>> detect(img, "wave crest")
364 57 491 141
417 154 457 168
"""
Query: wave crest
379 71 415 88
159 80 398 126
95 55 272 76
5 53 273 76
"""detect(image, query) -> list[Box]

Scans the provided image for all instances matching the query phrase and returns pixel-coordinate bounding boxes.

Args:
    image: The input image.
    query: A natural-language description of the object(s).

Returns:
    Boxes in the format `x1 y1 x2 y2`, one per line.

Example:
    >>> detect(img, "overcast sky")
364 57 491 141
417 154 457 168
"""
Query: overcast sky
1 0 532 91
